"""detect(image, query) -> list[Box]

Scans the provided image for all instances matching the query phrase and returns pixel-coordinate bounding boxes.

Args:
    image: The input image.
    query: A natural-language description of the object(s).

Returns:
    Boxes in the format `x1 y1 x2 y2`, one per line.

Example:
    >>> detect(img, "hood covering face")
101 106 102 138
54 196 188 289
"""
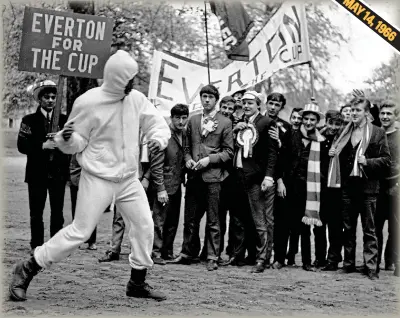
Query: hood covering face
102 50 139 100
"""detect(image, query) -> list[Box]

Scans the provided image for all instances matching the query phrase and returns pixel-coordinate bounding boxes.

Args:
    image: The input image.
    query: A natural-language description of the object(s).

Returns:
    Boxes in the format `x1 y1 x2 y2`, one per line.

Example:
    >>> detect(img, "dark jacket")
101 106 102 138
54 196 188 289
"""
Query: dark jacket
17 106 69 183
149 126 187 195
184 112 234 183
275 117 292 180
234 113 278 185
285 129 330 185
338 124 390 194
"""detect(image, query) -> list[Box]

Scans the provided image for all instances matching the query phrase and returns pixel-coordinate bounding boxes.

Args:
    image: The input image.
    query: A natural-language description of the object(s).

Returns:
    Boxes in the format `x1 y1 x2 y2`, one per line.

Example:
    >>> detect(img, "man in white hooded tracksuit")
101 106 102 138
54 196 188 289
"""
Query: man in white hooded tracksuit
9 50 171 302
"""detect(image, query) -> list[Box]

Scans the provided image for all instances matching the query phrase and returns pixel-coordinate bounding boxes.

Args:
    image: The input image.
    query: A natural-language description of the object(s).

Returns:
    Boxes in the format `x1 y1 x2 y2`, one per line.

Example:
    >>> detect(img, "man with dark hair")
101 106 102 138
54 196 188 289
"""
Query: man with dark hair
289 107 303 131
231 89 246 126
151 104 189 264
375 103 399 276
328 97 390 280
259 92 292 270
229 91 278 273
340 104 352 125
17 80 70 256
219 96 236 120
279 102 328 271
9 51 171 302
169 84 234 271
317 110 345 270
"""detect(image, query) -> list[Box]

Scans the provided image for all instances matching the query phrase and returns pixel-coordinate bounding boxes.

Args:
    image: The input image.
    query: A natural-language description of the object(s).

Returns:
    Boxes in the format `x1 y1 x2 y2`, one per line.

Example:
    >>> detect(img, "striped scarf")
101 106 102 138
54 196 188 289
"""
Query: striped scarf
327 119 373 188
300 125 325 227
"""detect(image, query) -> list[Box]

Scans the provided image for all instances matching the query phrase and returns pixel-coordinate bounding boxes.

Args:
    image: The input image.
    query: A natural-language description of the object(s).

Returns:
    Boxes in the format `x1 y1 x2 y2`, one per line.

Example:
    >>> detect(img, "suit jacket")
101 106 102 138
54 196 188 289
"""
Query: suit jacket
150 126 187 195
275 117 292 180
17 106 70 183
360 125 391 194
234 113 278 185
284 129 330 185
185 112 234 182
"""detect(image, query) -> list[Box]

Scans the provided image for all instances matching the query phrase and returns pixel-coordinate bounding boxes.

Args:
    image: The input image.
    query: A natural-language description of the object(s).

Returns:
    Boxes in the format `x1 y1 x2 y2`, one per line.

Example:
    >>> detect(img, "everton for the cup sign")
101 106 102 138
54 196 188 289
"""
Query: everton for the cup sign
18 7 113 78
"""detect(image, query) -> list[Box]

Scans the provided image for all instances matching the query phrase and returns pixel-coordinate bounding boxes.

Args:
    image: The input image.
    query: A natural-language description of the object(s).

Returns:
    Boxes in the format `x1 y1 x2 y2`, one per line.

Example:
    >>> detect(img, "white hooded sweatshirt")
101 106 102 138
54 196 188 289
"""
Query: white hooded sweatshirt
54 50 171 182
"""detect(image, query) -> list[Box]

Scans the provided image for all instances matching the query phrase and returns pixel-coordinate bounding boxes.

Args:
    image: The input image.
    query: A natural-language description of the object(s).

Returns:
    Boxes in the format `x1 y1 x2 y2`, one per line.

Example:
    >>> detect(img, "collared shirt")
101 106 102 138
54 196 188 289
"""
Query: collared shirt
40 107 53 121
201 108 218 130
247 111 259 124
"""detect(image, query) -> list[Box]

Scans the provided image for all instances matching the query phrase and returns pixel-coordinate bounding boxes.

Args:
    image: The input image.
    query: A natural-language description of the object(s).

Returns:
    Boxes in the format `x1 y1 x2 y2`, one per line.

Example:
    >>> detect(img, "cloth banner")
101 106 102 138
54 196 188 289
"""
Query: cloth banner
210 0 254 61
148 2 311 117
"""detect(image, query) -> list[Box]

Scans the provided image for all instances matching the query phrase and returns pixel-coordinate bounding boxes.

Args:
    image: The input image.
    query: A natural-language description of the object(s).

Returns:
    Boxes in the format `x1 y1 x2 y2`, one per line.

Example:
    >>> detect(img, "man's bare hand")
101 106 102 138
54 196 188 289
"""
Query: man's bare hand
233 122 247 132
141 178 149 191
277 179 286 198
43 139 57 150
62 122 74 141
194 157 210 170
148 140 161 153
157 190 169 204
186 159 196 169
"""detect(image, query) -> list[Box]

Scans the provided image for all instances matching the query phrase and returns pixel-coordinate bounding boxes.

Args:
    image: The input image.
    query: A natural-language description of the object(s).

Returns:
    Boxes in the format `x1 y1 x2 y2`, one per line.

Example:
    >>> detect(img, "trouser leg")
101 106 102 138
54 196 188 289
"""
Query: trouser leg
34 171 113 269
48 179 66 238
110 207 125 254
180 177 205 259
360 195 378 272
204 182 221 261
325 189 343 264
28 182 47 249
115 177 154 270
342 189 359 269
162 188 182 258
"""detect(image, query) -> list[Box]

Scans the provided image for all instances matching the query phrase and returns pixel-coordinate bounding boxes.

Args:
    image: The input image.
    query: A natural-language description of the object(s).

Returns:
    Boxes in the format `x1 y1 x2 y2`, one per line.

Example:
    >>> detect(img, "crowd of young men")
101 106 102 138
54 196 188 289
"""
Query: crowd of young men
138 85 398 279
11 55 398 302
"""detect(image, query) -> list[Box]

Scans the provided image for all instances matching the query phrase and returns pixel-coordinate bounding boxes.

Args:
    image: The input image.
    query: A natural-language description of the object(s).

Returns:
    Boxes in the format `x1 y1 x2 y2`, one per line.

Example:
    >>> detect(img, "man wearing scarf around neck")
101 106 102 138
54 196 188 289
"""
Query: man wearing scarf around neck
280 101 327 271
327 97 390 280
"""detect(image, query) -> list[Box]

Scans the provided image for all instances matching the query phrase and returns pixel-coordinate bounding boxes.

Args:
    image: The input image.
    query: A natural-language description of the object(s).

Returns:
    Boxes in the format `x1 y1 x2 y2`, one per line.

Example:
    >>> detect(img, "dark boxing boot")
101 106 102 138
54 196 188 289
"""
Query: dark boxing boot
9 257 42 301
126 268 167 301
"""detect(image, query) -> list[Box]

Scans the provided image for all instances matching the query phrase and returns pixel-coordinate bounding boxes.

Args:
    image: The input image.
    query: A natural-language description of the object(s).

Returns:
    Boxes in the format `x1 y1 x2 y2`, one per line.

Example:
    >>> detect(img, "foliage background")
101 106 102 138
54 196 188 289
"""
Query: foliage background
2 0 396 120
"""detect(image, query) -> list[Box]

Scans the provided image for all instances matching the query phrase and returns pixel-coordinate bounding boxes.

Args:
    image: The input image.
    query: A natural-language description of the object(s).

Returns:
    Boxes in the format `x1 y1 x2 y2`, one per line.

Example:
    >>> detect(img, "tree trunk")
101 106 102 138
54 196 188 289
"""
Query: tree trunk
66 1 99 117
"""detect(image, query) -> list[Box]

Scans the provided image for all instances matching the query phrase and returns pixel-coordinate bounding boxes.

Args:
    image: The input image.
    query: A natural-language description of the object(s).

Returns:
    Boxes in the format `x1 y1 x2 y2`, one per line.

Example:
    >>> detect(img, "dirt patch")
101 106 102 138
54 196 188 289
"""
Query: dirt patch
2 145 399 316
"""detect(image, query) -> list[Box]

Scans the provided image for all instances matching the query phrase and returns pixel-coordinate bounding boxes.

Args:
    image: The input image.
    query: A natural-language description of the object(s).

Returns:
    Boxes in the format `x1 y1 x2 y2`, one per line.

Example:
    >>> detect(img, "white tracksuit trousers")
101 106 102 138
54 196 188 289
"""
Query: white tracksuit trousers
34 170 154 270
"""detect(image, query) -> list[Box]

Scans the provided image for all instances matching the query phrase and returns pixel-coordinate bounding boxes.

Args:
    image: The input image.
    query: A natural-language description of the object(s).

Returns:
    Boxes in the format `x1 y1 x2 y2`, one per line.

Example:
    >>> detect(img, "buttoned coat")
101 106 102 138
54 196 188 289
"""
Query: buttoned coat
184 112 234 182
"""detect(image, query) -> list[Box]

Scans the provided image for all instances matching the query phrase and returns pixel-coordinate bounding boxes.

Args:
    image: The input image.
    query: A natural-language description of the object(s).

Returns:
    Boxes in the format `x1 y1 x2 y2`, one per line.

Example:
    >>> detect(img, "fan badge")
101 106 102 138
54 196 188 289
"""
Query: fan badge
236 123 259 158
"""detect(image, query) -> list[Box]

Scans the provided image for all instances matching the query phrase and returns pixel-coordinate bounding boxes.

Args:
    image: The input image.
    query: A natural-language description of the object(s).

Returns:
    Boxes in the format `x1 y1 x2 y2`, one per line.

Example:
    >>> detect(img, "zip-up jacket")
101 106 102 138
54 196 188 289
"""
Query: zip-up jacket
54 50 171 182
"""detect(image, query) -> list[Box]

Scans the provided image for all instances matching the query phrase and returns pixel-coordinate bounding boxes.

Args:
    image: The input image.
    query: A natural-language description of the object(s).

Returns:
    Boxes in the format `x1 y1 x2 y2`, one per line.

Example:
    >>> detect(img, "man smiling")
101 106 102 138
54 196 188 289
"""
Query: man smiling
231 91 278 273
375 103 399 276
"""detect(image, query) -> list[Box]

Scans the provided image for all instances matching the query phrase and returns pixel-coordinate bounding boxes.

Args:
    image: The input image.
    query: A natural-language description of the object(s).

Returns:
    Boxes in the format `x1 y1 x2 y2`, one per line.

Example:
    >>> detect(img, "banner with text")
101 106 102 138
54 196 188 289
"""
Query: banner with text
149 2 311 116
19 7 113 79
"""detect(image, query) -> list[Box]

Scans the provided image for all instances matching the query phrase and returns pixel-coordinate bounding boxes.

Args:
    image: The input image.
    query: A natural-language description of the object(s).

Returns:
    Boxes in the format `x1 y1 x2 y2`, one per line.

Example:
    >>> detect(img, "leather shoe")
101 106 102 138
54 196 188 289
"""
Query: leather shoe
312 259 327 268
272 261 285 270
385 263 395 271
338 266 357 274
206 260 218 271
166 255 191 265
98 251 119 262
251 261 265 273
9 257 41 301
321 263 338 271
302 264 316 272
126 280 166 301
367 269 379 280
152 257 166 265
